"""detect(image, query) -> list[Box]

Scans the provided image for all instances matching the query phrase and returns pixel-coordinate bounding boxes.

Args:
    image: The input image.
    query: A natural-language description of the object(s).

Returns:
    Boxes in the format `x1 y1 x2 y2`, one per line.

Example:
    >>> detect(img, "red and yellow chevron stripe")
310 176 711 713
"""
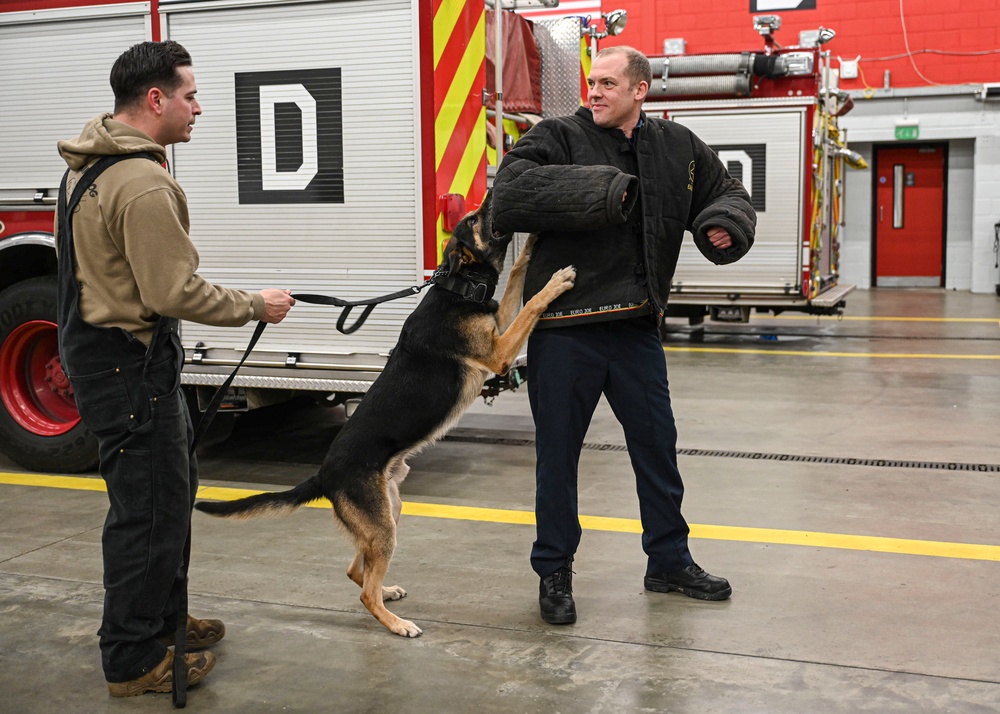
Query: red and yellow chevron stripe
430 0 487 265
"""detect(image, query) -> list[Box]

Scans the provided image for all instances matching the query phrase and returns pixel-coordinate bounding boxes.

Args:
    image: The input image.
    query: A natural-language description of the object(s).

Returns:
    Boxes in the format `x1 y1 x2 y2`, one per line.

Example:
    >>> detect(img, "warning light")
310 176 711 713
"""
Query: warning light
439 193 466 233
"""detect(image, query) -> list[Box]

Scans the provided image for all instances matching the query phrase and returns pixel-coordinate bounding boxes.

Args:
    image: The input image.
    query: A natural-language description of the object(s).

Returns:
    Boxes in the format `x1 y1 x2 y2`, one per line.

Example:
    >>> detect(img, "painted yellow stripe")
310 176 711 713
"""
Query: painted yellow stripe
0 472 109 493
436 105 487 261
447 105 486 195
663 346 1000 360
763 315 999 324
432 0 463 71
434 10 484 169
3 472 998 562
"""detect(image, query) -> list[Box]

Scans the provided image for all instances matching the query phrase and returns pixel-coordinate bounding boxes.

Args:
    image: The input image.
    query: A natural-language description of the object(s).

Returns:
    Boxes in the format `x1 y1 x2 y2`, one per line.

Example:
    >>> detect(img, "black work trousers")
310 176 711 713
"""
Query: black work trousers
70 333 196 683
526 318 694 578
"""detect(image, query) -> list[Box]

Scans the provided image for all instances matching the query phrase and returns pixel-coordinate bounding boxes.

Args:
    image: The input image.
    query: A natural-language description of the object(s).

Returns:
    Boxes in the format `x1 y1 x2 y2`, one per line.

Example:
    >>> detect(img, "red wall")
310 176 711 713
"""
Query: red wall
6 0 997 90
604 0 1000 90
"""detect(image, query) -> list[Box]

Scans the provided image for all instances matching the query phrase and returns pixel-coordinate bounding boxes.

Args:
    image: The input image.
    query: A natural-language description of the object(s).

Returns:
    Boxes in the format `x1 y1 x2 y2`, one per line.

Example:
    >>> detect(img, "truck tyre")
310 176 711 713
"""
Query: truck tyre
0 276 99 473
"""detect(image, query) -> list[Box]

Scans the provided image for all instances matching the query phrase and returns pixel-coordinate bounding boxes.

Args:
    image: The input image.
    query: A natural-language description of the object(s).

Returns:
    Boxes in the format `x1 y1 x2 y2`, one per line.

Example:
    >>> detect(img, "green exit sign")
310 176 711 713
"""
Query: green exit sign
895 124 920 140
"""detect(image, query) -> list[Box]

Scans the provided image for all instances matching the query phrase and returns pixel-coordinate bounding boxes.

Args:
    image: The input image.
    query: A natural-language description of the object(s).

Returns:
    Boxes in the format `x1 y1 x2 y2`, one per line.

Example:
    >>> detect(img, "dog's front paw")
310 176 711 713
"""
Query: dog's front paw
548 265 576 294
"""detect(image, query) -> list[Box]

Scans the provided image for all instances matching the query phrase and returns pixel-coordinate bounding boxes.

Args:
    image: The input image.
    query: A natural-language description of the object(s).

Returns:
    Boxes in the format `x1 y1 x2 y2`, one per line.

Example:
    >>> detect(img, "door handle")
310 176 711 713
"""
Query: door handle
879 205 883 223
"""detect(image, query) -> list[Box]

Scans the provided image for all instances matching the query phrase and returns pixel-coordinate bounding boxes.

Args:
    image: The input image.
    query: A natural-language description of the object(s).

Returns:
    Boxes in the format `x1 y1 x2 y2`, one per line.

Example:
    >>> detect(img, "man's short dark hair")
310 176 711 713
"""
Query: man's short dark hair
595 46 652 89
110 40 192 113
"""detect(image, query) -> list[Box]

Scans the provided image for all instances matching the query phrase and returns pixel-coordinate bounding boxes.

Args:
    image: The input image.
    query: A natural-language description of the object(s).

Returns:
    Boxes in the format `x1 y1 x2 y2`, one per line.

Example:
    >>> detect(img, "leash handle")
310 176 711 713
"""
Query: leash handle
293 282 427 335
336 304 377 334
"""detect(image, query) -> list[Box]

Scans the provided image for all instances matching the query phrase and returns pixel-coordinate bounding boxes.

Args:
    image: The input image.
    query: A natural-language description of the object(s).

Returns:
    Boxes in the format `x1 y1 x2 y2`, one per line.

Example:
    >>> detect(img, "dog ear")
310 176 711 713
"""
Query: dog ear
447 245 474 275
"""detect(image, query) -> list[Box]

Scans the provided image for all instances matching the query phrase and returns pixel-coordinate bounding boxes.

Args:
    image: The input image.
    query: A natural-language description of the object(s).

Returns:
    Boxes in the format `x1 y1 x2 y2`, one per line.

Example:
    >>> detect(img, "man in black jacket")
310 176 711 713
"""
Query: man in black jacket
491 46 756 625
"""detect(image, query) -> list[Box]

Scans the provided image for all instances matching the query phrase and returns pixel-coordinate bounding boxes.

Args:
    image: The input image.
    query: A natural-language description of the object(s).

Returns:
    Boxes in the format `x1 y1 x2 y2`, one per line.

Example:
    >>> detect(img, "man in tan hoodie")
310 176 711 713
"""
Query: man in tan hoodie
56 40 295 697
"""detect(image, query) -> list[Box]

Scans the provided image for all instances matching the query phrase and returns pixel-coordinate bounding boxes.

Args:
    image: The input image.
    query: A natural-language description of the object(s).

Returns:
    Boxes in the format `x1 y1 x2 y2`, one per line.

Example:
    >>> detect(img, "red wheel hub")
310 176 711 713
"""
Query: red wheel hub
0 320 81 436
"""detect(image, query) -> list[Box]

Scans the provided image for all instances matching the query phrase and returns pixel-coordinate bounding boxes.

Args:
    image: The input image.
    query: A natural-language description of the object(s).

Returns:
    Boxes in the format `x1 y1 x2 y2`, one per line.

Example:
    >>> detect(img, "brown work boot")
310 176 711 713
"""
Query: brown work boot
107 649 215 697
158 615 226 650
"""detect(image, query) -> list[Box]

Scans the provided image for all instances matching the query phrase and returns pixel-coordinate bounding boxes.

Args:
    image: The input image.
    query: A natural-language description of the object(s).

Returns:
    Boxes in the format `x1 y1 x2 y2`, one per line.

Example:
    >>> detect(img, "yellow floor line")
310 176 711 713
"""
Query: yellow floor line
4 472 998 562
664 346 1000 360
762 315 999 324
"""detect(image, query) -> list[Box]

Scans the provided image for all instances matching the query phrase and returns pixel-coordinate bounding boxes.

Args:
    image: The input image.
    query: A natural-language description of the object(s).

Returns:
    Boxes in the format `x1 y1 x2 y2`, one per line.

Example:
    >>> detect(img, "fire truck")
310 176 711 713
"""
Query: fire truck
0 1 855 473
647 15 860 328
0 0 595 473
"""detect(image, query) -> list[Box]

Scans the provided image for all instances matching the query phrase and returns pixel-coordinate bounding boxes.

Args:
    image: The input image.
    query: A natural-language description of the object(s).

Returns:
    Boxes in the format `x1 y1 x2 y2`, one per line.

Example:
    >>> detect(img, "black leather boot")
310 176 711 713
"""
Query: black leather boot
539 559 576 624
644 563 732 601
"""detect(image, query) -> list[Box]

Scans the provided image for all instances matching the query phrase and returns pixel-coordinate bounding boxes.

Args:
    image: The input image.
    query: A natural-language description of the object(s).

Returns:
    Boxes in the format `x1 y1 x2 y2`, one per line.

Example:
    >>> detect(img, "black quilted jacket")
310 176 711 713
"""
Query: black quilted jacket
491 107 756 326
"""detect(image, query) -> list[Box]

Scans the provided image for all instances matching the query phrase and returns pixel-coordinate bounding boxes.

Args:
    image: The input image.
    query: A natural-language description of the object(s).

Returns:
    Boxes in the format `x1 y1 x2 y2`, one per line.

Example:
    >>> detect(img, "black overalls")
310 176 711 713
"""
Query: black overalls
56 155 197 683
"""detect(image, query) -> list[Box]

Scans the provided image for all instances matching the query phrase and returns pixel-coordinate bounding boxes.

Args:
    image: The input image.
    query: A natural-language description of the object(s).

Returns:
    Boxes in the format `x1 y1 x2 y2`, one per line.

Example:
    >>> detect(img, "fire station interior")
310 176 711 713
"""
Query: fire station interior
2 1 1000 712
2 287 998 712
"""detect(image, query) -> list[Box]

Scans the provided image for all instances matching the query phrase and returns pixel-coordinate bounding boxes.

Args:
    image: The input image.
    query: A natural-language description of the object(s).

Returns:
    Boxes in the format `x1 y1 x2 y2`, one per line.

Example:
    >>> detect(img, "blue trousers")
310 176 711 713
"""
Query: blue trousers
526 318 694 578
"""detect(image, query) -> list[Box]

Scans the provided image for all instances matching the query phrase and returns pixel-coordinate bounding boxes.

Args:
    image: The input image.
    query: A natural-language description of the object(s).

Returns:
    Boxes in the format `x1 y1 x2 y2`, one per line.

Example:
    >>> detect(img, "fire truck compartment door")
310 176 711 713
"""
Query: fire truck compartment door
667 108 805 295
162 0 423 357
0 4 149 192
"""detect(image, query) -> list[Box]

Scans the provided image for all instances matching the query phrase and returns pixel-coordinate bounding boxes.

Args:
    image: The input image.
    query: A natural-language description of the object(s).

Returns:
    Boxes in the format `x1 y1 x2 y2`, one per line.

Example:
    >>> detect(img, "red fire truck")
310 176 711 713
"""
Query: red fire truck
647 16 859 326
0 0 590 472
0 2 855 473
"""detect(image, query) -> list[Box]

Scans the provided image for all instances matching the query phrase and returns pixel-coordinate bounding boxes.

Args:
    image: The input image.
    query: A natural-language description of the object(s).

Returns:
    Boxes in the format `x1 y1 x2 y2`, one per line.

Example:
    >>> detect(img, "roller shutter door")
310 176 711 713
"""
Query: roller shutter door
163 0 421 355
0 4 149 192
670 109 805 295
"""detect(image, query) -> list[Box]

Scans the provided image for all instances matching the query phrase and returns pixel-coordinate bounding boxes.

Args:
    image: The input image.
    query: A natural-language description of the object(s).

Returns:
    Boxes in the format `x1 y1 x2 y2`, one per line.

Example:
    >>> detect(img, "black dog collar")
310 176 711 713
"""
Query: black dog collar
431 266 497 303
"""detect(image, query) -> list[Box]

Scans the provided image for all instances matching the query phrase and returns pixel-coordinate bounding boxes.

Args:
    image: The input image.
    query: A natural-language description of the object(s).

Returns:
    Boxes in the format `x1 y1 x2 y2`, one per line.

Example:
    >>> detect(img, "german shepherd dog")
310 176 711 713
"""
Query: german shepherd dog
195 194 575 637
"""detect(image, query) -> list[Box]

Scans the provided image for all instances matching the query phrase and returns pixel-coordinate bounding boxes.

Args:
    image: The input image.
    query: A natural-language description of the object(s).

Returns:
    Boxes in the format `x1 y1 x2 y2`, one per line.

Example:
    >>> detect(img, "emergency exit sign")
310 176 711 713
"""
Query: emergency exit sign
895 124 920 140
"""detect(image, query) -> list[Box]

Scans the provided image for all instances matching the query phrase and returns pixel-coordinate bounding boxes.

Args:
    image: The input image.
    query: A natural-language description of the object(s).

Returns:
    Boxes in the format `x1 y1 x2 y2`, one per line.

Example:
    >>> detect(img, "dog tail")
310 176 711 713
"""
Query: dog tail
195 476 324 519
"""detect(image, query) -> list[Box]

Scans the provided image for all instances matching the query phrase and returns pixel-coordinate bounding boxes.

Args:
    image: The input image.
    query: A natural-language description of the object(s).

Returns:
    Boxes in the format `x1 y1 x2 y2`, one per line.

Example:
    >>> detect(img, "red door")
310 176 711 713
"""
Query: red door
874 145 945 287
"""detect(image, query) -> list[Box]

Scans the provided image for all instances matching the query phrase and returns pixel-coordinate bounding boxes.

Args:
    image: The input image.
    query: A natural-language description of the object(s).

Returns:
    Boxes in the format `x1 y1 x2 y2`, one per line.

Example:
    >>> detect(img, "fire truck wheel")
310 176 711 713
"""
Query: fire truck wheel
0 276 99 473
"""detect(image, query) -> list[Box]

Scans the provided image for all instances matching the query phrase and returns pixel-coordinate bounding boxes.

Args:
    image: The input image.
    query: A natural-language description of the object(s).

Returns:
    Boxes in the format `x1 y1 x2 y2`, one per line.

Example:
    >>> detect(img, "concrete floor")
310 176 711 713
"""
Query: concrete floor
1 287 999 713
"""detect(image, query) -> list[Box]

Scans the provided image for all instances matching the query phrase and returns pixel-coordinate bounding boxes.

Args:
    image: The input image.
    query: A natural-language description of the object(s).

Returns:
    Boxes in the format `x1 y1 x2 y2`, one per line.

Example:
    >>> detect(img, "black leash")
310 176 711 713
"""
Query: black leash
189 320 267 454
173 321 265 709
188 274 442 447
291 282 430 334
172 524 192 708
176 321 266 708
289 266 497 333
176 281 424 706
176 270 496 706
189 279 434 452
190 270 498 448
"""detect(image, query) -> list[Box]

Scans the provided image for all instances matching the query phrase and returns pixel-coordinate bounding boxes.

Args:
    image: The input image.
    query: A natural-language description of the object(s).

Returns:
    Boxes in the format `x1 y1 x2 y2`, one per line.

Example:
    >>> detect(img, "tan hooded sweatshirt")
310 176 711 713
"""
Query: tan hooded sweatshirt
56 113 264 345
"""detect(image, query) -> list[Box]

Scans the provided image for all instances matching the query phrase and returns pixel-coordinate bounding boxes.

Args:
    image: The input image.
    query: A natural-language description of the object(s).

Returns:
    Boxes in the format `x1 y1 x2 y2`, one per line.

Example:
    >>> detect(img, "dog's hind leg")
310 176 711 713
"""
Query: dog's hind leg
346 549 406 602
386 456 409 524
337 495 422 637
378 461 408 600
345 459 409 601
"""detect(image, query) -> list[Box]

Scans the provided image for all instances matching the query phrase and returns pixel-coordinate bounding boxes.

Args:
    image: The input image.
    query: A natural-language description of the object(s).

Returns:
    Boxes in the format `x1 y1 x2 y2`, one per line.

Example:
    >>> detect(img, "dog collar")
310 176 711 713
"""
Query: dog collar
431 267 497 303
